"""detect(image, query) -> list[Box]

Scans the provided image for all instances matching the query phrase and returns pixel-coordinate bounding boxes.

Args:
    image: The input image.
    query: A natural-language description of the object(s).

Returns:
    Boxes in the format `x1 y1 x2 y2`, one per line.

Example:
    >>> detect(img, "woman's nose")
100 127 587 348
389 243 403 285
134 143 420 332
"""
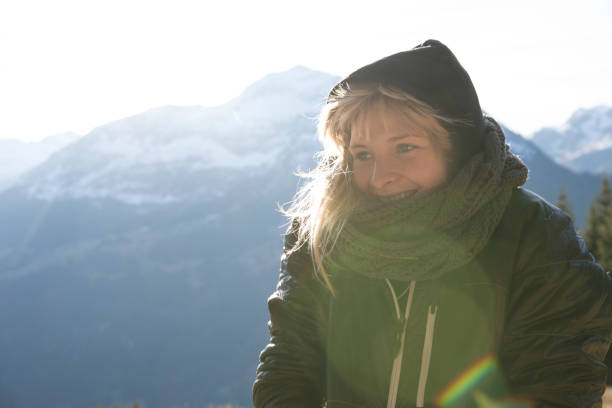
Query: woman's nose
369 160 398 190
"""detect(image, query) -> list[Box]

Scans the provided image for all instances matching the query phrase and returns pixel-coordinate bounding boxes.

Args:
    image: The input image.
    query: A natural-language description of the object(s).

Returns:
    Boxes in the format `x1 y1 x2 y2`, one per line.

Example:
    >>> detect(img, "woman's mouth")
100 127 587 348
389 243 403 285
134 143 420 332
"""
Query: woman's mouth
377 190 418 201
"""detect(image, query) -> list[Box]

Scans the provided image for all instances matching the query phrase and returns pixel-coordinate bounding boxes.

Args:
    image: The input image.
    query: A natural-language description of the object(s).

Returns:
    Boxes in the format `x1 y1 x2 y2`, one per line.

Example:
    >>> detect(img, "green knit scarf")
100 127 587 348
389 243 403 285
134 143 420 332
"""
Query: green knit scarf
324 115 529 282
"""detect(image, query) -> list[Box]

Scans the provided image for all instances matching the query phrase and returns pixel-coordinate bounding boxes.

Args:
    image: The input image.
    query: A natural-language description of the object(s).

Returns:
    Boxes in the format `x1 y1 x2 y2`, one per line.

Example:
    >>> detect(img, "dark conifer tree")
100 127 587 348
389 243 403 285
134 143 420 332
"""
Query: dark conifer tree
589 178 612 383
556 185 574 220
595 180 612 272
583 178 612 263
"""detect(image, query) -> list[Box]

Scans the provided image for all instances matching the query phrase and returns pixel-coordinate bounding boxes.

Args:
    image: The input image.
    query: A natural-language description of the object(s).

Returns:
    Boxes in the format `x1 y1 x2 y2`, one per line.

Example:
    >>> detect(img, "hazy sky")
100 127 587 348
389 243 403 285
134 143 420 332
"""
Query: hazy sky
1 0 611 142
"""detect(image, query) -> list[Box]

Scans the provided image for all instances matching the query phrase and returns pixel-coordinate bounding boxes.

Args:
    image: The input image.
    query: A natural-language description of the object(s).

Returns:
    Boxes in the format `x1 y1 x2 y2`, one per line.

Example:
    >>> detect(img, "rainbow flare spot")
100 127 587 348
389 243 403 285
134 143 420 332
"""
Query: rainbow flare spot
434 354 497 407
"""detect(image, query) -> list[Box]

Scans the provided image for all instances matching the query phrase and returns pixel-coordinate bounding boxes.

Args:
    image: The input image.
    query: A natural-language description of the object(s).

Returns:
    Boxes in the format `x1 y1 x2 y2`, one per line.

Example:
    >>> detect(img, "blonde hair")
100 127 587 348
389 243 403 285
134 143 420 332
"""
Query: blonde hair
282 82 471 295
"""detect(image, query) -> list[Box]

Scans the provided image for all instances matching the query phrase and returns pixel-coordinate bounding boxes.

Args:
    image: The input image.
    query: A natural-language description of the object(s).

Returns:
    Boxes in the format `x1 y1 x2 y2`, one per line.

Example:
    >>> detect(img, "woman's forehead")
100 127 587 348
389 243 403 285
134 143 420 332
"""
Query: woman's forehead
351 104 391 139
350 104 422 143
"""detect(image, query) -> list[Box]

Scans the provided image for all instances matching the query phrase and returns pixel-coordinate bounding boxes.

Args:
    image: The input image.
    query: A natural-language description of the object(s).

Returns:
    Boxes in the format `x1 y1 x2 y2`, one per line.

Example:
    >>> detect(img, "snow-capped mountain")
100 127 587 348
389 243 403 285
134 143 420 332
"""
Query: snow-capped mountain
531 105 612 173
12 66 337 205
0 131 81 191
230 65 334 123
568 146 612 175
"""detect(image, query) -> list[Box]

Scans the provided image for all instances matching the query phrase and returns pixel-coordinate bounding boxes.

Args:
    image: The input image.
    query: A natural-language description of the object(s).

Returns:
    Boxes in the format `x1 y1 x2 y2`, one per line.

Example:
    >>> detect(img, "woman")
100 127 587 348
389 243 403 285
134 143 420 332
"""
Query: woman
253 39 612 408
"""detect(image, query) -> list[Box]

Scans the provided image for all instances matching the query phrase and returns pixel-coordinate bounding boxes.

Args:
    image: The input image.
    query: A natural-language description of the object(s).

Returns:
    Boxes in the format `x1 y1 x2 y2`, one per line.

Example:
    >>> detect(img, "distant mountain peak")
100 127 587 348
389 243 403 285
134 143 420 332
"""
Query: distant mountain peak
239 65 338 97
565 104 612 131
531 104 612 172
231 66 340 124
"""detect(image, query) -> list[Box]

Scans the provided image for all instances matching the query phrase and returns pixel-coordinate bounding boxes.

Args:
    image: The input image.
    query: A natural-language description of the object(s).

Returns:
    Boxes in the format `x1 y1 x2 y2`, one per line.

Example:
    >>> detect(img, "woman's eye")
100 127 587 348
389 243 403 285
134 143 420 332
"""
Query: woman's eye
397 143 416 153
354 151 371 161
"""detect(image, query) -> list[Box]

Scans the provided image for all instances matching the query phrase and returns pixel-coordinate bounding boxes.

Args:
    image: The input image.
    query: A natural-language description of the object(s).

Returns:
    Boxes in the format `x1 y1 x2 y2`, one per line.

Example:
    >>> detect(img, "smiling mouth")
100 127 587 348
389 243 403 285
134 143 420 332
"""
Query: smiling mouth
377 190 418 201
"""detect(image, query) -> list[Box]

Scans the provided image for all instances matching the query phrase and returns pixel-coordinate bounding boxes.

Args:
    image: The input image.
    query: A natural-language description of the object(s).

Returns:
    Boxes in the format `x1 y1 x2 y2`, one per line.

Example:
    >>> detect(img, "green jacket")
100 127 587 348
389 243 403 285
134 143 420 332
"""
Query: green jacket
253 188 612 408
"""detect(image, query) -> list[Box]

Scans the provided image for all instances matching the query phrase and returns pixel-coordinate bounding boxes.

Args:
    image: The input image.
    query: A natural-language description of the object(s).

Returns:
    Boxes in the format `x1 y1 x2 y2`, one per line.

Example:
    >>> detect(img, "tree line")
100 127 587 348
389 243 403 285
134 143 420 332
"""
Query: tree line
557 178 612 273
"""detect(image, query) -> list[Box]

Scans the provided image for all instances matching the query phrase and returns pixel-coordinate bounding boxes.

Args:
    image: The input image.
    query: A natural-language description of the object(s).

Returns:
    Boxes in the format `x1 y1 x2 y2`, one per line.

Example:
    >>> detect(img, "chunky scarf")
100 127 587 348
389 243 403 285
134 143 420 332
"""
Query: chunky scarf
324 115 529 281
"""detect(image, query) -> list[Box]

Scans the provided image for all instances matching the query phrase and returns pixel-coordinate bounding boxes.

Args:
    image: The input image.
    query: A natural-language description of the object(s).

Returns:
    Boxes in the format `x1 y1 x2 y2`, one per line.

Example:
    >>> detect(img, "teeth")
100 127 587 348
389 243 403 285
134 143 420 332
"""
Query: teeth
379 190 417 201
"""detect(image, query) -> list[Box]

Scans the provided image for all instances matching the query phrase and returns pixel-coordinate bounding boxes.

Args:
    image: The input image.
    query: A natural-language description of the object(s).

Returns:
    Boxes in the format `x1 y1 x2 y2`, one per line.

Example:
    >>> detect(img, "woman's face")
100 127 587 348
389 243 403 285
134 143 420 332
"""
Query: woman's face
349 107 449 199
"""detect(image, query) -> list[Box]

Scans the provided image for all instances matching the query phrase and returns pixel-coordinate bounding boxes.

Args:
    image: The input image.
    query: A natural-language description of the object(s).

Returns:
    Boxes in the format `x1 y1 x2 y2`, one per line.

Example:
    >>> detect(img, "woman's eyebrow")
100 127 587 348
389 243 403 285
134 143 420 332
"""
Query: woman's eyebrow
349 133 422 149
388 133 423 142
349 144 367 150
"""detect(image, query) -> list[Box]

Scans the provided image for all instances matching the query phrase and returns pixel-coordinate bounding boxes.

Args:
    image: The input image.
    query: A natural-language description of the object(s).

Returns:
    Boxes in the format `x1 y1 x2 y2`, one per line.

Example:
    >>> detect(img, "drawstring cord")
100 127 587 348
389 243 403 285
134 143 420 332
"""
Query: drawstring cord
416 304 438 408
385 279 416 408
384 279 438 408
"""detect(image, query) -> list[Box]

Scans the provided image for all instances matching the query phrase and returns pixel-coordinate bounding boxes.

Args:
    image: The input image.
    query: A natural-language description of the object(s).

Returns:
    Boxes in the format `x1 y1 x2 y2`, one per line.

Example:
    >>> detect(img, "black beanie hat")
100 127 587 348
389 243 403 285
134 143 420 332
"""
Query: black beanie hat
327 39 485 171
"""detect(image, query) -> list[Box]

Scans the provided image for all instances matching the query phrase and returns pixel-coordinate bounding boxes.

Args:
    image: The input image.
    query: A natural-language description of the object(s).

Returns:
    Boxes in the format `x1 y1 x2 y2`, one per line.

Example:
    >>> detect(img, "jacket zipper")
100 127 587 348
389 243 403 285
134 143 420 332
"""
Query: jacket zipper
384 279 439 408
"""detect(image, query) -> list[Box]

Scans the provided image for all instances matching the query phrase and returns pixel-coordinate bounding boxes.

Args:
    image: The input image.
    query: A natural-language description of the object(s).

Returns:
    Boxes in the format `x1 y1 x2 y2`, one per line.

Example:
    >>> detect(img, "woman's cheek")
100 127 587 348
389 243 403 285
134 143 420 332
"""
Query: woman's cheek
352 166 369 192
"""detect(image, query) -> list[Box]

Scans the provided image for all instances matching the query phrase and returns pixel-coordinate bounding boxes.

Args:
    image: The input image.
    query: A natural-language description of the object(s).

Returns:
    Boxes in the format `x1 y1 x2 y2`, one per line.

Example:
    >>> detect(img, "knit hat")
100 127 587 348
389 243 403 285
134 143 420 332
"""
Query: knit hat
327 39 485 172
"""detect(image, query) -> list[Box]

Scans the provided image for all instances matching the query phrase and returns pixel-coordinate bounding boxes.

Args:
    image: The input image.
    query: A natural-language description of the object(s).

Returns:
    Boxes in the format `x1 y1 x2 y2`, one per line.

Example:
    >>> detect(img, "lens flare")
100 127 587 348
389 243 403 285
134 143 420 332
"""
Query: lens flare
435 354 496 407
434 354 535 408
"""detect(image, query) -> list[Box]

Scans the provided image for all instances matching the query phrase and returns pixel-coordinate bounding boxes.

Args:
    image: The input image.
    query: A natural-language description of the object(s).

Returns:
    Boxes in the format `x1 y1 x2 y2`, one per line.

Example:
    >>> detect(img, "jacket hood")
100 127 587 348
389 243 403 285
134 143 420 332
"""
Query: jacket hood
327 39 485 172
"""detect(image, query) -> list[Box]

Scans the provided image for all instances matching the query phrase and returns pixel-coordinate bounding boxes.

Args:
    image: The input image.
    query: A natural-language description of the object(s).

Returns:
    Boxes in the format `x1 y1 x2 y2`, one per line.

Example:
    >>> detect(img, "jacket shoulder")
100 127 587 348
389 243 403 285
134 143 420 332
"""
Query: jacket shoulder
279 222 318 284
504 187 591 270
507 187 571 227
499 189 612 405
